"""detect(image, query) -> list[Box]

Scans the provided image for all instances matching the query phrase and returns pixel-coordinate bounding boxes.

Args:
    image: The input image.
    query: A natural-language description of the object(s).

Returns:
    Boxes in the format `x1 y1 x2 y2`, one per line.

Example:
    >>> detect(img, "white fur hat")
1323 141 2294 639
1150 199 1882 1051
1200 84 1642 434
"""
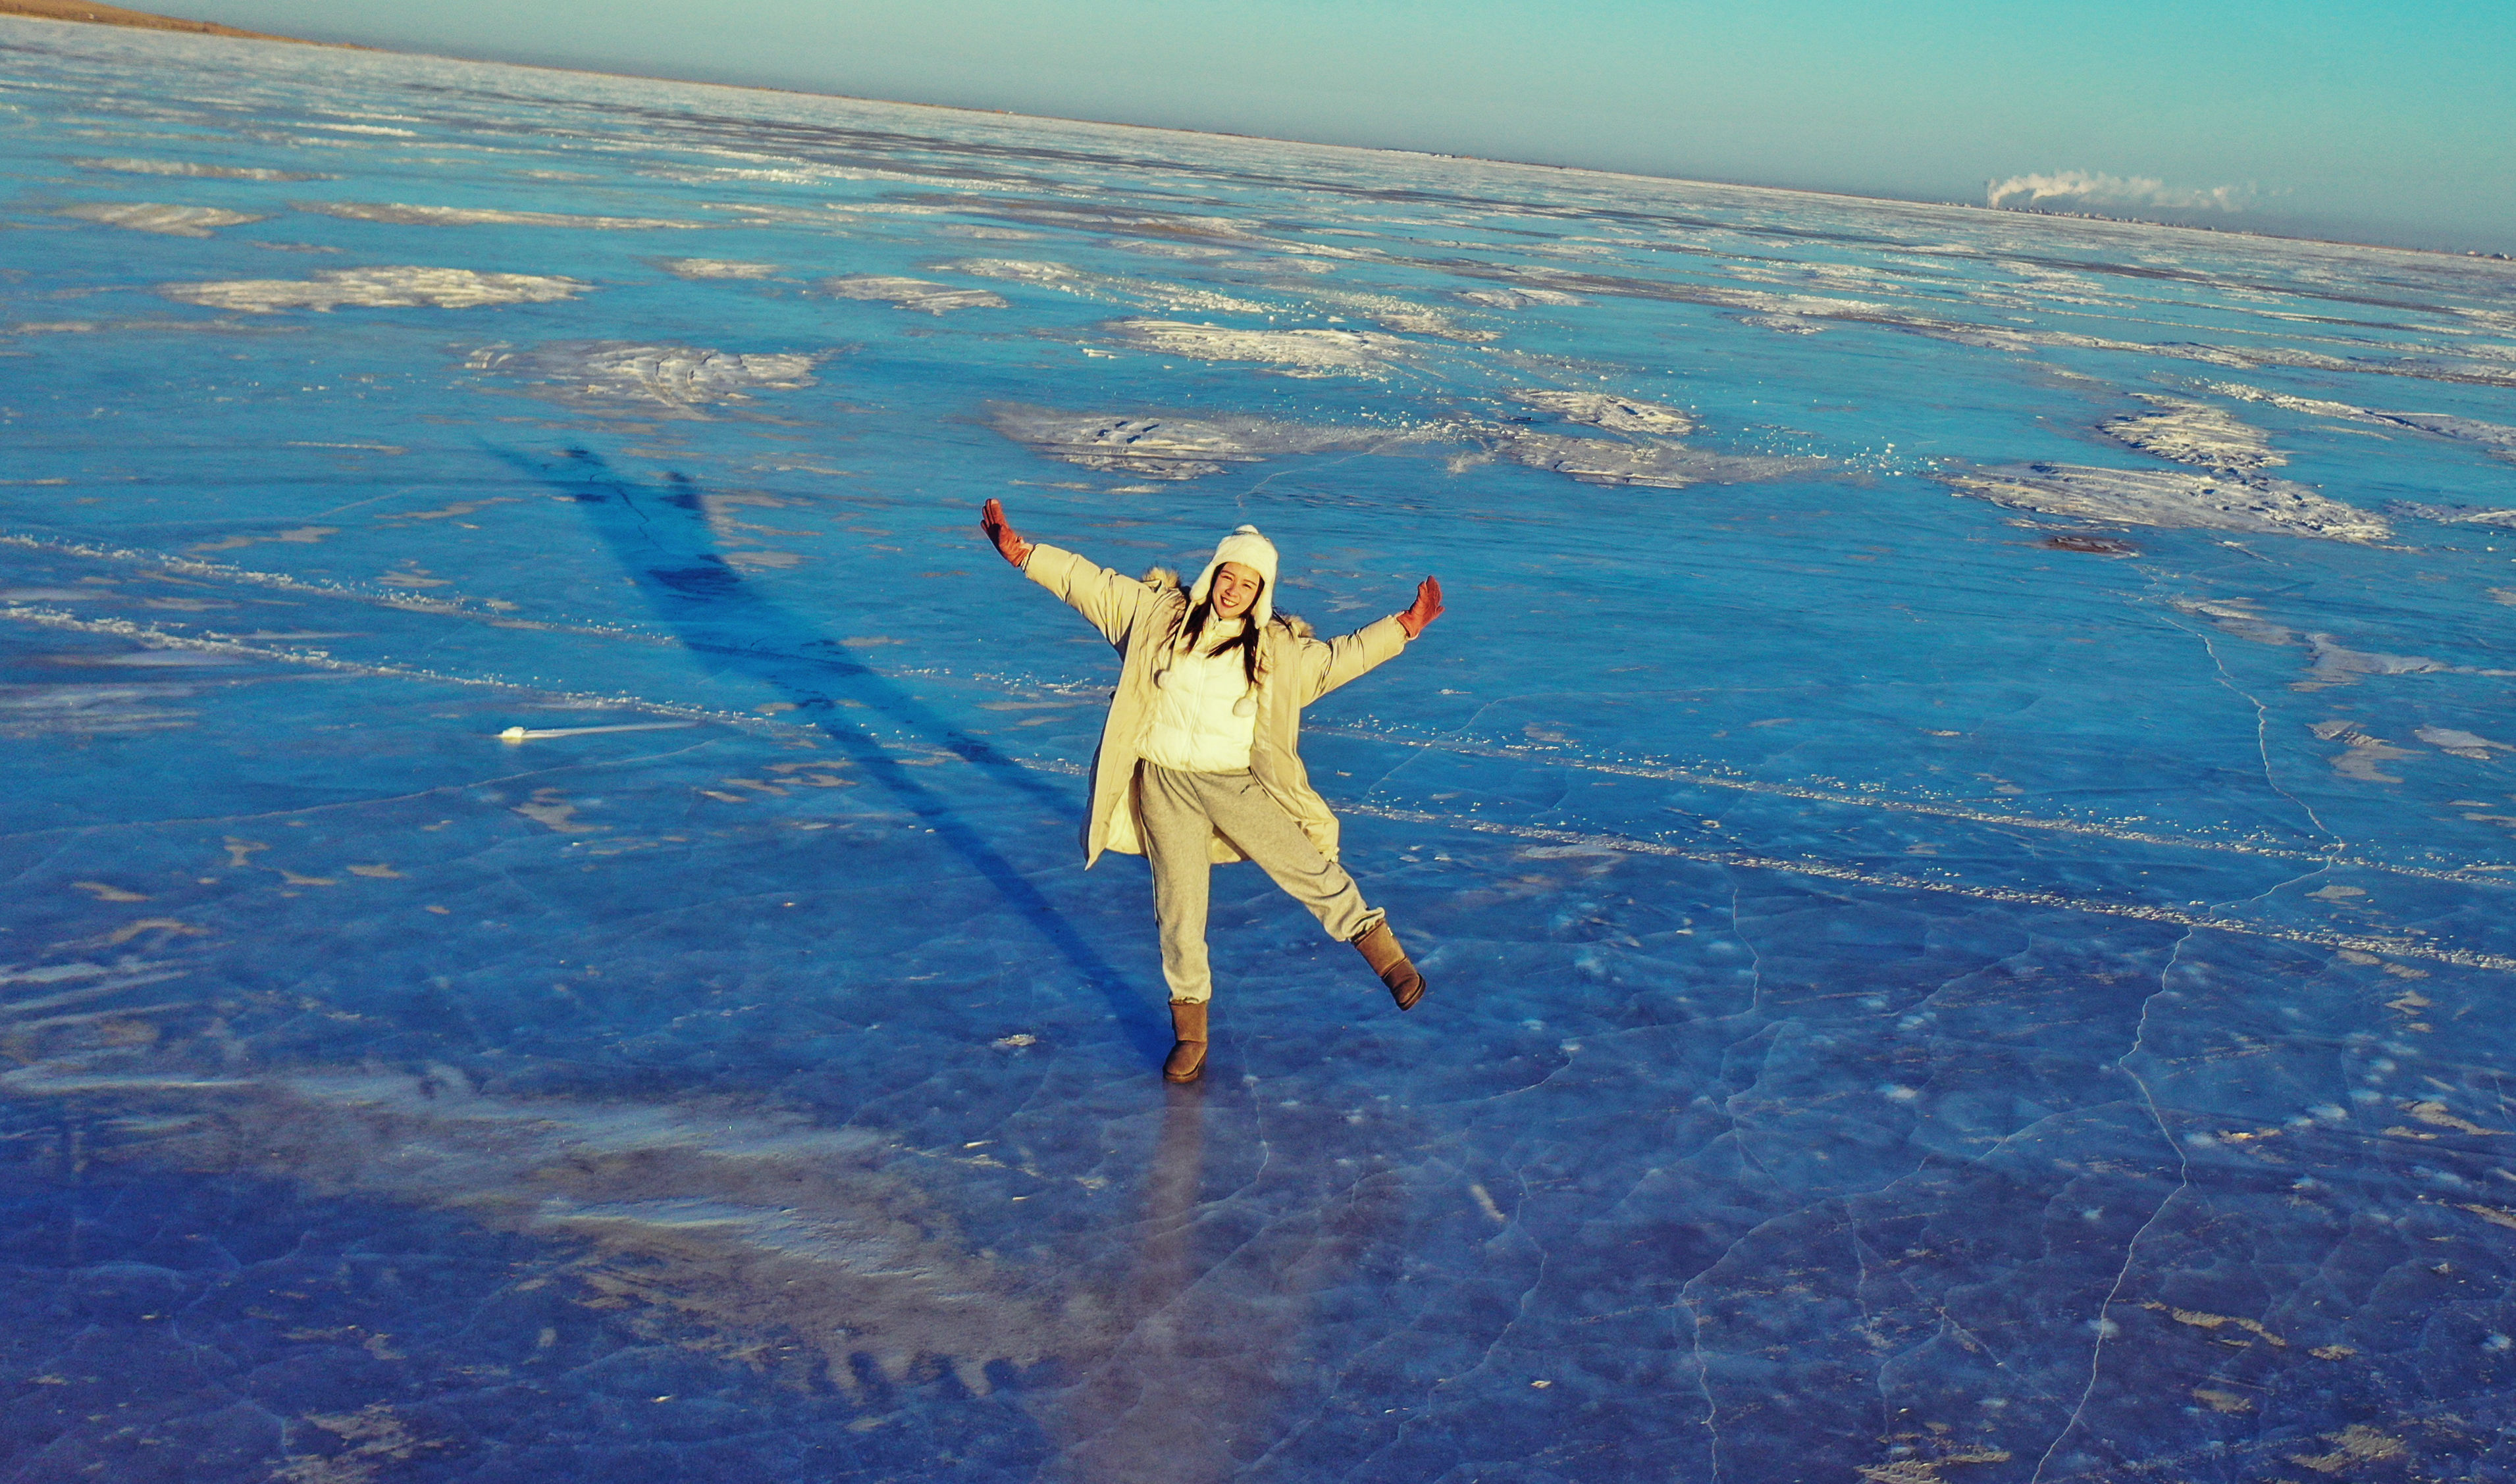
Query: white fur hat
1188 524 1278 627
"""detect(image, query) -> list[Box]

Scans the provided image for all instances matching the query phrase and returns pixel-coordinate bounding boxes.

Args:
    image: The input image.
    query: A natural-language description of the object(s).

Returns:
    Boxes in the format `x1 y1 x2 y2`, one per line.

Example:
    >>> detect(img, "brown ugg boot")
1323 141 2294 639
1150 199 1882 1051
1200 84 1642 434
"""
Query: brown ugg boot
1353 920 1427 1010
1164 999 1209 1083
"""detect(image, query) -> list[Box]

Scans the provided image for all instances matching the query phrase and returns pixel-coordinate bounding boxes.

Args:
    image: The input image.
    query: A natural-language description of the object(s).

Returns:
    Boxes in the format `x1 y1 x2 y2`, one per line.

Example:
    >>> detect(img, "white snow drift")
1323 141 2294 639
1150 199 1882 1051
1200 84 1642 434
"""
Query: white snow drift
818 275 1007 313
296 200 700 230
73 156 334 181
159 266 591 313
1105 320 1414 378
1510 389 1696 438
56 202 269 237
654 257 781 280
466 341 823 417
989 405 1418 480
2099 396 2283 470
1944 463 2391 543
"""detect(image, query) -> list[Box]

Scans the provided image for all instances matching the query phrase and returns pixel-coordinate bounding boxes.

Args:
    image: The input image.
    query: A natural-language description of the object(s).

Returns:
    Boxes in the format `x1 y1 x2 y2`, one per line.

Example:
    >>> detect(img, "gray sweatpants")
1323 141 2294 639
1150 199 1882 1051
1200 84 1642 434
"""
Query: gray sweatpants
1136 761 1381 1004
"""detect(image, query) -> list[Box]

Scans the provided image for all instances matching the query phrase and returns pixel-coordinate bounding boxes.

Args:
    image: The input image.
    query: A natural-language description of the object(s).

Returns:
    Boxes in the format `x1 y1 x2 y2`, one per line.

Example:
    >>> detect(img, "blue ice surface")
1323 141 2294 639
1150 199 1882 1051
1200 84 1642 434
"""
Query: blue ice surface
4 16 2516 1483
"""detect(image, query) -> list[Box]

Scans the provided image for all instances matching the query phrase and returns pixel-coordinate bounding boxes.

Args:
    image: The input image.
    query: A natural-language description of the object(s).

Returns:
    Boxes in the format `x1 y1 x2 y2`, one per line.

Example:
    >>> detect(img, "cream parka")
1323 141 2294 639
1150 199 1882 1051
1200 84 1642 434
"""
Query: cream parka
1022 542 1411 868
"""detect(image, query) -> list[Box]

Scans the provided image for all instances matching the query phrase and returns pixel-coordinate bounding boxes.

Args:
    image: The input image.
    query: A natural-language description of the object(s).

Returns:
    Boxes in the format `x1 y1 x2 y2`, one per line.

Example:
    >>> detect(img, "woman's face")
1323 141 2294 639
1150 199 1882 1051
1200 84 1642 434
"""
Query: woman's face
1211 561 1262 620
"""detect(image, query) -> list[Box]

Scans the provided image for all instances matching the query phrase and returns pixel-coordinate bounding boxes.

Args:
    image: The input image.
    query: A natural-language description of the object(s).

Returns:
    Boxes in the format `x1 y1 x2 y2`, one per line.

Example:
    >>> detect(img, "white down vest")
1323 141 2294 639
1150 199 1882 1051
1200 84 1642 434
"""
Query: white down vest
1141 638 1259 773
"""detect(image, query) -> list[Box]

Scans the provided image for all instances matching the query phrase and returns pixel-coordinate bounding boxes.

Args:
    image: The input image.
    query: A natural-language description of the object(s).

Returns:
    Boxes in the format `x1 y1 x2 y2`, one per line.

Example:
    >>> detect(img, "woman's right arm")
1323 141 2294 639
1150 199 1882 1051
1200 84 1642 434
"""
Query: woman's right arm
980 498 1154 647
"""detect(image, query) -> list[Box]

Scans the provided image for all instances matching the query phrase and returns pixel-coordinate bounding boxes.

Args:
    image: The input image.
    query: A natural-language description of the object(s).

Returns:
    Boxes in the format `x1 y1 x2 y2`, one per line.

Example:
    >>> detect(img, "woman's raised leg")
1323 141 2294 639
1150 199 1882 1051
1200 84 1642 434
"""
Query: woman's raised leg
1197 772 1375 940
1199 773 1427 1008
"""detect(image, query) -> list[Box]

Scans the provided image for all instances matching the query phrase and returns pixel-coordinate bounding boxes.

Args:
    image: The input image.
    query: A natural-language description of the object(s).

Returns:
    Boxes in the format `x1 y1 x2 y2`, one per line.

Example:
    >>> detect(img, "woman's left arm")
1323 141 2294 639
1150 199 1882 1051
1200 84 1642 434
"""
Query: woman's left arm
1301 576 1442 702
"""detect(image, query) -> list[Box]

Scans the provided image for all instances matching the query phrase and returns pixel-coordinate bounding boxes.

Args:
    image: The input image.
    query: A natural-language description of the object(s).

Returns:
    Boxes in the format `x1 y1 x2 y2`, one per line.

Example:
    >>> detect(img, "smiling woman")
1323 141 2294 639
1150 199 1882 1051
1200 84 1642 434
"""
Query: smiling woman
980 499 1444 1082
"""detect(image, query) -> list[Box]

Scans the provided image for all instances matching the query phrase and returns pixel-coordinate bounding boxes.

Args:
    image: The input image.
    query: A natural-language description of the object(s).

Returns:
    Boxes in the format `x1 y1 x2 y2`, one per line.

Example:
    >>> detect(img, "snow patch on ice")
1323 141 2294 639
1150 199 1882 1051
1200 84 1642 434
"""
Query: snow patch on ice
2168 598 2515 686
1481 263 1884 320
991 397 1810 491
55 202 268 237
933 258 1274 315
701 202 947 230
2205 383 2516 463
294 200 701 230
72 156 334 181
652 257 779 280
1731 313 1826 334
159 266 590 313
2201 382 2380 424
1454 287 1585 309
2171 598 2297 648
1105 239 1238 260
1943 463 2390 542
2417 727 2511 760
2386 501 2516 529
645 161 997 191
1286 286 1494 341
1105 319 1413 378
2100 395 2282 470
1509 389 1696 438
2367 412 2516 463
2303 640 2446 686
2297 638 2515 687
465 341 822 417
818 275 1006 314
2309 719 2418 782
937 258 1086 286
1490 434 1820 490
989 404 1413 480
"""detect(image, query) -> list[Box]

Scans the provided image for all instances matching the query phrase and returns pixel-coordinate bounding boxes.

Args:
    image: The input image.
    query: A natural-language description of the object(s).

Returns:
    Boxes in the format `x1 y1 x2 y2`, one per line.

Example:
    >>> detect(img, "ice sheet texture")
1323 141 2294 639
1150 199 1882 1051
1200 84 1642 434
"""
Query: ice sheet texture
6 18 2516 1484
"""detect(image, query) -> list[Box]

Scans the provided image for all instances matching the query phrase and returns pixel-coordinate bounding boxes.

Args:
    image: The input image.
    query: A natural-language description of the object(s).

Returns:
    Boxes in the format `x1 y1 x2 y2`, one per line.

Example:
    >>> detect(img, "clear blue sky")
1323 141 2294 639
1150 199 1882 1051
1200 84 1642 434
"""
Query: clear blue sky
197 0 2515 253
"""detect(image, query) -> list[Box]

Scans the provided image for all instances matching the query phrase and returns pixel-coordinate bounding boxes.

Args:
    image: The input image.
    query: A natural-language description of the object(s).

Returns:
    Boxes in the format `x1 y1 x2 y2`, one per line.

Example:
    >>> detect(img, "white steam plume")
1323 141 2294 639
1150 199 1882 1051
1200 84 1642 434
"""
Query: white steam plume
1985 170 2257 213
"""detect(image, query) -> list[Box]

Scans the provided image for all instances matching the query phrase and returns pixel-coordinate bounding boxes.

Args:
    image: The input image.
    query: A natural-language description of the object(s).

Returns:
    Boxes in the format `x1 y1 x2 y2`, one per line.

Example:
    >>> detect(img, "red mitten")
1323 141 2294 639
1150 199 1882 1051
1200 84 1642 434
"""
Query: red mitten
1396 575 1444 638
980 498 1032 567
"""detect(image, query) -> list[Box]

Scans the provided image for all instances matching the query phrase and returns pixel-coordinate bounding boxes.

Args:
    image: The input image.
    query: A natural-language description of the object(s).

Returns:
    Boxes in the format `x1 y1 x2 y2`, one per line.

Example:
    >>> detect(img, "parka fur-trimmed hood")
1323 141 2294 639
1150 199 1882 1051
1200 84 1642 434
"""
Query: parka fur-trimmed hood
1020 542 1407 867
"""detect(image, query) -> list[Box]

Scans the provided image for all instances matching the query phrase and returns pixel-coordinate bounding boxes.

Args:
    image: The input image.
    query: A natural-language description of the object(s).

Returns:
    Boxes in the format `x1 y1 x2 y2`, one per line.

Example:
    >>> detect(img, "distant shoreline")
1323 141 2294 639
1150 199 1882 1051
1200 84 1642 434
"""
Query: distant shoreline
7 2 2507 265
0 0 357 47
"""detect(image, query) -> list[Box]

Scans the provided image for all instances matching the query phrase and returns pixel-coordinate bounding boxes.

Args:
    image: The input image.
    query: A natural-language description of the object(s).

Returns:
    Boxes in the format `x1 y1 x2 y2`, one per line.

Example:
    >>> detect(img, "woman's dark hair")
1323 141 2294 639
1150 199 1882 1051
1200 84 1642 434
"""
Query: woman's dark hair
1182 578 1266 688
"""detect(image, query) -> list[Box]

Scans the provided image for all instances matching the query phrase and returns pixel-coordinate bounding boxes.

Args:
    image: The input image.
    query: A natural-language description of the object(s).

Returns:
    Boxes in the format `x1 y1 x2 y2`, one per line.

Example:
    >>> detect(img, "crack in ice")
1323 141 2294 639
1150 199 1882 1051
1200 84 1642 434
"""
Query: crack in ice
2028 925 2197 1484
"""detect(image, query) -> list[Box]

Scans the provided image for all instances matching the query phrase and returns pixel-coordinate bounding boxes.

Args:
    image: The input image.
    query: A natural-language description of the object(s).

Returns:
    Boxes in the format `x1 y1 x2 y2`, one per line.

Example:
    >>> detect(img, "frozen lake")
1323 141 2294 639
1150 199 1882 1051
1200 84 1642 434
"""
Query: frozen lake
5 16 2516 1481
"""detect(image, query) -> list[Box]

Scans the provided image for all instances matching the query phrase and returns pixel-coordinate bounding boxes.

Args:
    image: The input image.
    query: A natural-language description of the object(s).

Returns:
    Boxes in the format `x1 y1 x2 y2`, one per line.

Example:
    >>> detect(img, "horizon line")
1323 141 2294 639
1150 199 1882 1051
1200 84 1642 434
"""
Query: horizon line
6 4 2508 265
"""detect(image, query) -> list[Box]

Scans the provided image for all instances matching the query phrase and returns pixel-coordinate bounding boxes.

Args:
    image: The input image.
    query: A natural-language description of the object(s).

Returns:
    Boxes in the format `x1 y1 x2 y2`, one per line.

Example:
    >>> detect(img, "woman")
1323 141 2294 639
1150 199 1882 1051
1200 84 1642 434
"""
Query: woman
980 498 1445 1083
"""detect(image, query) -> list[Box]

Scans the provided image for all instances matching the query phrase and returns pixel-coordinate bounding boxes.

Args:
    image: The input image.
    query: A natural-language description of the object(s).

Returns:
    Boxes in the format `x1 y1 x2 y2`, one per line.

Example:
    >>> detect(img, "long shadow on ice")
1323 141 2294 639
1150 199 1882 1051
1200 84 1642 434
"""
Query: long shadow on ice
0 1103 1056 1481
488 443 1166 1065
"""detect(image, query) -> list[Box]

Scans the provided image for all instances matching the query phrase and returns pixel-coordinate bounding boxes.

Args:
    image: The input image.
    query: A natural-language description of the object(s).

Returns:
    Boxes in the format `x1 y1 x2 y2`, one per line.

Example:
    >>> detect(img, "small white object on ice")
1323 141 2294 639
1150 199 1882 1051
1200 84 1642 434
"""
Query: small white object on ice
496 722 695 742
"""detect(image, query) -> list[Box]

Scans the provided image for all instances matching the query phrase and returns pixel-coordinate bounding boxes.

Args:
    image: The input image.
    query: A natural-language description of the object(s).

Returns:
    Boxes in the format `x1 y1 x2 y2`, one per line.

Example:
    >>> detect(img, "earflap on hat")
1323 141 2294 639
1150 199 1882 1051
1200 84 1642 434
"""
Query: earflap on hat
1188 524 1279 628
